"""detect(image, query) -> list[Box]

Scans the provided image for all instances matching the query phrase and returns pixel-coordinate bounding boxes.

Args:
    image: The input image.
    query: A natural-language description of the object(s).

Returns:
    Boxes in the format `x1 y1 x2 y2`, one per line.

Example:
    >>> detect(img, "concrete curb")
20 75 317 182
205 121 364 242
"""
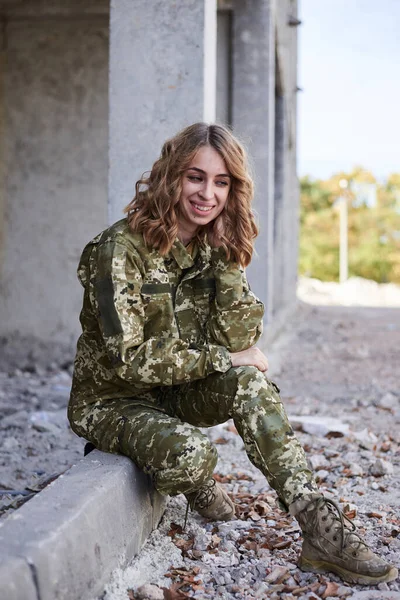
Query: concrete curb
0 450 166 600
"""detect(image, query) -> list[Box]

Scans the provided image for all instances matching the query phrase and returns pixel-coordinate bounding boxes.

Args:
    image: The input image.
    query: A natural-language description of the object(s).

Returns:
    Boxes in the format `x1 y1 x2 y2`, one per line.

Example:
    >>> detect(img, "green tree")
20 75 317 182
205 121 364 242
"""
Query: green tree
299 170 400 284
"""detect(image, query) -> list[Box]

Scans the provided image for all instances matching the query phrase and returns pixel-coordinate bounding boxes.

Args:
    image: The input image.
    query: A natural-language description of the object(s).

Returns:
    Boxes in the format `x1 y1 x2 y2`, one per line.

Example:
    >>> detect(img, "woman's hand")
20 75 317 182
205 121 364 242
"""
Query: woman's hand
229 347 269 372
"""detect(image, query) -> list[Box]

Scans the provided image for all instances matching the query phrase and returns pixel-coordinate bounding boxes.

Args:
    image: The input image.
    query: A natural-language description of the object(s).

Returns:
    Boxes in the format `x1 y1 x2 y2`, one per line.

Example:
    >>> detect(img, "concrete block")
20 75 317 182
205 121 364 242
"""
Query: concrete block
0 450 166 600
0 556 38 600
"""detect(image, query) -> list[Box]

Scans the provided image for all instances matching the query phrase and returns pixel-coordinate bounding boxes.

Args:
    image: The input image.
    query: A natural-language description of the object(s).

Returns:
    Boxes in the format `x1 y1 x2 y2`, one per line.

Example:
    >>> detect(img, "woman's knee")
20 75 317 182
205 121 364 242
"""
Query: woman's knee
232 366 282 415
153 431 218 496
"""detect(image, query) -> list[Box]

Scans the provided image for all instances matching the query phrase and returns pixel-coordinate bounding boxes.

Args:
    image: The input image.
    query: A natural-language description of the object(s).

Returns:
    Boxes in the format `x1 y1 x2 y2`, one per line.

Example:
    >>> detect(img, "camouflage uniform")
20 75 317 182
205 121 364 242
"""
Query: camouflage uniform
68 219 319 510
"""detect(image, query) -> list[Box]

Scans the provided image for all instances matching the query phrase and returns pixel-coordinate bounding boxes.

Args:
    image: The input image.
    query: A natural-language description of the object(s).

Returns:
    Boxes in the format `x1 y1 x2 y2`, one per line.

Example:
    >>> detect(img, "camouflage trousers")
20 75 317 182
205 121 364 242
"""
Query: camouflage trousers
69 366 319 511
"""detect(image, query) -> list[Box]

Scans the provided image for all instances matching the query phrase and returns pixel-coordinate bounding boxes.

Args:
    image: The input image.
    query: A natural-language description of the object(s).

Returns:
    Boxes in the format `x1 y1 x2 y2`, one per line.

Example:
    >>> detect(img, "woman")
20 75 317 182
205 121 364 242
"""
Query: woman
68 123 396 585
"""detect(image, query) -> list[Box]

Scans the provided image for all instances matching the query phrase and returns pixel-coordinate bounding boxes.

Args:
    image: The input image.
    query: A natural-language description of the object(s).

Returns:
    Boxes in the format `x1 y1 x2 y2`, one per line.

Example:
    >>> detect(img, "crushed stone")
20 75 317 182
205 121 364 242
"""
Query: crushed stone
98 298 400 599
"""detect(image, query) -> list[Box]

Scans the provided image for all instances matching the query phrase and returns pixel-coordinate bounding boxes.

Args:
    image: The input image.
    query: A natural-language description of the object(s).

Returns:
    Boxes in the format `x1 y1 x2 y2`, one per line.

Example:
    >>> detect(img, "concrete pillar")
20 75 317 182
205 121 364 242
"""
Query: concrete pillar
0 30 5 274
231 0 275 321
274 0 300 312
273 86 286 315
108 0 217 223
216 9 232 125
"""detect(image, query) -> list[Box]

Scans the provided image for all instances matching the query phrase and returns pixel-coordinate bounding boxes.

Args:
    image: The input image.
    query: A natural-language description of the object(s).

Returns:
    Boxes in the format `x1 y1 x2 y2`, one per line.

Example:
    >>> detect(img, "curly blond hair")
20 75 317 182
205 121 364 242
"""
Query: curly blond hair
124 122 258 267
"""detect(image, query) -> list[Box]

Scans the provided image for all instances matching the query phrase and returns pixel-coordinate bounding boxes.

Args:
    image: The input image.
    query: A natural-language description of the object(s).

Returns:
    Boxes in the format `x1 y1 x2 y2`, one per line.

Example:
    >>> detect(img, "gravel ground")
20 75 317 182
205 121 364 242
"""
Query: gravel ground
0 367 84 518
1 280 399 600
100 301 400 600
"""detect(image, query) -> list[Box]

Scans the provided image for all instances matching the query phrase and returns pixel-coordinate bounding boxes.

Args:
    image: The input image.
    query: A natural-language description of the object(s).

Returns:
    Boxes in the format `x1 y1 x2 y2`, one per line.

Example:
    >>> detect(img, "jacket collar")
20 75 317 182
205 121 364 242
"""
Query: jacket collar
170 238 212 275
170 239 195 269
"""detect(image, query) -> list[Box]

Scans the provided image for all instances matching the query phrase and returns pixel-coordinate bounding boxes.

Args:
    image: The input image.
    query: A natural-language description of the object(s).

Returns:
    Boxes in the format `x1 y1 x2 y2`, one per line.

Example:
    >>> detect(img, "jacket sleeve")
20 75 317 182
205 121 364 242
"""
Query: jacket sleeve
206 248 264 352
93 240 232 387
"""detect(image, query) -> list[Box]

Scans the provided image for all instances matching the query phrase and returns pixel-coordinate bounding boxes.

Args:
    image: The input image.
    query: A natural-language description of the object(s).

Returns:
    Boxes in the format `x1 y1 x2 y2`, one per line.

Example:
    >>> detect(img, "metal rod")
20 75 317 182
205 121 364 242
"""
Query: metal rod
339 195 348 284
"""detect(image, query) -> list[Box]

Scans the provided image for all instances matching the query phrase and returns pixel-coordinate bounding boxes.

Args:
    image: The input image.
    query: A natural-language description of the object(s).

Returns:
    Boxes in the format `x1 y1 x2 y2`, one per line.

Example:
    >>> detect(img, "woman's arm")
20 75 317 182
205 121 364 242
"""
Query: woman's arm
92 240 232 387
206 247 265 352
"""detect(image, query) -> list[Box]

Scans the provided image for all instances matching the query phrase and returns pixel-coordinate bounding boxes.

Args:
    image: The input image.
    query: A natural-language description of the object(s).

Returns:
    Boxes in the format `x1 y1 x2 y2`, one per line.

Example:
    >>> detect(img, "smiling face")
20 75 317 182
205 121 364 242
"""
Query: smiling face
177 145 231 245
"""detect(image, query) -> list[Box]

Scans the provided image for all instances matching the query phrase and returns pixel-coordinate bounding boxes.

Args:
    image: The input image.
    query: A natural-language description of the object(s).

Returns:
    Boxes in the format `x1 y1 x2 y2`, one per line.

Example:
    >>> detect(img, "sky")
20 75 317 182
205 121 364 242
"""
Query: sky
298 0 400 180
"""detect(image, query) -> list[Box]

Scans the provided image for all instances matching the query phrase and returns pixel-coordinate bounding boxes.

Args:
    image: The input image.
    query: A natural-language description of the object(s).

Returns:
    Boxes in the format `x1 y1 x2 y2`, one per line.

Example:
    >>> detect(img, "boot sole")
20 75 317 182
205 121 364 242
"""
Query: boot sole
299 555 398 585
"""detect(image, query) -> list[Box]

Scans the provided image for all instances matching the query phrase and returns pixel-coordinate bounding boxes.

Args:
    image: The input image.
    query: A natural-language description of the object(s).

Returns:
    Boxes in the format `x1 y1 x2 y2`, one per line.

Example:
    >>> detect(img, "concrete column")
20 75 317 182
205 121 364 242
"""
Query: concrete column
0 32 5 274
231 0 275 321
273 88 286 315
274 0 300 311
216 9 232 125
108 0 217 223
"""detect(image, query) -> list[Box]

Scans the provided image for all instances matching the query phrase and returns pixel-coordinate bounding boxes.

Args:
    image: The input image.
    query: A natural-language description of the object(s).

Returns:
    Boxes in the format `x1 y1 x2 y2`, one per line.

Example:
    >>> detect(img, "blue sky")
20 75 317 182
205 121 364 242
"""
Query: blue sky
298 0 400 179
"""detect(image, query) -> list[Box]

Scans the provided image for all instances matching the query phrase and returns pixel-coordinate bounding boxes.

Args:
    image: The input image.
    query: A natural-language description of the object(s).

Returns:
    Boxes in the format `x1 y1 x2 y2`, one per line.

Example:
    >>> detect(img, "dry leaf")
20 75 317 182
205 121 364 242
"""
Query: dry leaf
248 508 262 521
163 582 189 600
168 568 190 577
326 431 344 438
342 504 357 519
213 473 234 483
322 581 340 598
162 565 204 599
214 437 229 444
344 509 357 519
271 538 292 550
127 590 136 600
243 540 258 552
292 586 310 596
167 523 184 538
225 423 238 434
173 537 194 554
253 500 270 516
266 566 289 584
236 472 254 481
210 534 221 547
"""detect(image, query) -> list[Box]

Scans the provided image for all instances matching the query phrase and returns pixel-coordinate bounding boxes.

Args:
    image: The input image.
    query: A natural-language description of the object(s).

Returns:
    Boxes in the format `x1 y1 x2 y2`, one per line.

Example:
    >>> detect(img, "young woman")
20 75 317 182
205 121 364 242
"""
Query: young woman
68 123 397 585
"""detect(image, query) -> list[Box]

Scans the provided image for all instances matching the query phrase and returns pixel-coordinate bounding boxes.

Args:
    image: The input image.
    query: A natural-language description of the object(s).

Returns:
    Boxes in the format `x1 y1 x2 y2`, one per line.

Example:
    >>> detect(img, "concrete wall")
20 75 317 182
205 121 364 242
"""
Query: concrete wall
0 1 109 360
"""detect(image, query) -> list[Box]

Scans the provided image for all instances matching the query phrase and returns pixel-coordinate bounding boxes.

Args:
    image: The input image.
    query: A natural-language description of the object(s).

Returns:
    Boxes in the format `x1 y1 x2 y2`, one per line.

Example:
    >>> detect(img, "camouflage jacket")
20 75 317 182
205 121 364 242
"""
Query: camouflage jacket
69 219 264 406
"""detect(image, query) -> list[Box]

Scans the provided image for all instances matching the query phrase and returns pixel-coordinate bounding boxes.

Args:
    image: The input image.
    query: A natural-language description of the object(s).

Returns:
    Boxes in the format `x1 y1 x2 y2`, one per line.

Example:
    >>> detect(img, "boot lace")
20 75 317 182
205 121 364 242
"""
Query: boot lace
184 479 217 529
313 497 370 556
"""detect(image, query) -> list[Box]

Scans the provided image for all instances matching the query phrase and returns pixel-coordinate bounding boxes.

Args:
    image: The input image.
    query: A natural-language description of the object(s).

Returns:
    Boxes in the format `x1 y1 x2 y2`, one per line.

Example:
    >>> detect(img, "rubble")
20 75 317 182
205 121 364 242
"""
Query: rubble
0 368 84 520
370 458 395 477
289 415 350 437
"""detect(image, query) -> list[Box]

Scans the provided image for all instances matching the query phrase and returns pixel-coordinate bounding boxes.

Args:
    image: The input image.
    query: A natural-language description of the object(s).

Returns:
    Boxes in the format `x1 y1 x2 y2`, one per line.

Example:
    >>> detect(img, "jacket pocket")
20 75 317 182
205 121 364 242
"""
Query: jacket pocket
140 283 178 339
192 278 216 329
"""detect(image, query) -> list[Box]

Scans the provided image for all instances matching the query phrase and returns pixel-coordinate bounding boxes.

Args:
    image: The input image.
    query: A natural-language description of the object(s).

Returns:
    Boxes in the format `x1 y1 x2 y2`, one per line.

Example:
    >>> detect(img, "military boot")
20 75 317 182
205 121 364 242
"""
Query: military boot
296 497 398 585
185 478 235 521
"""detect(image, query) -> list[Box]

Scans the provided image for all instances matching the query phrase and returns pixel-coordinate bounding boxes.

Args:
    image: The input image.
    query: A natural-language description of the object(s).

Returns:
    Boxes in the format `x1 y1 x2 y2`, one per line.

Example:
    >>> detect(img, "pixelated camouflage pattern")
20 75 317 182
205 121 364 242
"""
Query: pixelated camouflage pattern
68 219 317 510
68 219 264 413
69 366 318 509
